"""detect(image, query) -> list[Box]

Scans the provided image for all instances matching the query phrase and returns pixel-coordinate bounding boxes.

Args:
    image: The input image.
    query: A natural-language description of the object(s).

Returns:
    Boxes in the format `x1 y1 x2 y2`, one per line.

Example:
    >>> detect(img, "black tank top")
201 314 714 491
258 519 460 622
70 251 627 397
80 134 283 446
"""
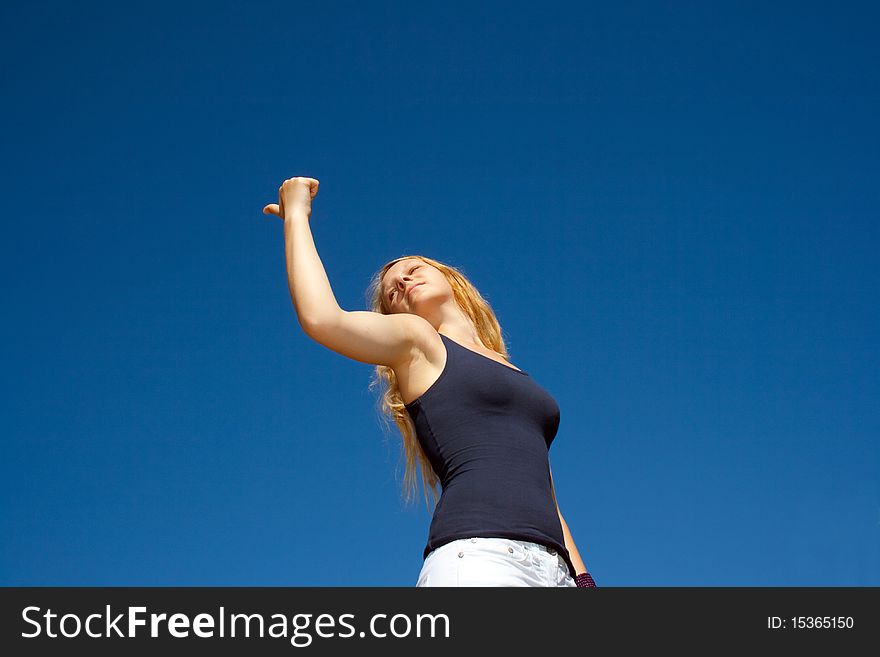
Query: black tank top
404 332 577 579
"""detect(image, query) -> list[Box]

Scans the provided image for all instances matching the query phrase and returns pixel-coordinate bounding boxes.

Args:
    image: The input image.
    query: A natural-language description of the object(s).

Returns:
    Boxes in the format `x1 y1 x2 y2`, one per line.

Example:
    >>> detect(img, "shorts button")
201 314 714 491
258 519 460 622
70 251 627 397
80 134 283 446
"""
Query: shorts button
508 547 514 553
548 547 557 555
458 551 464 558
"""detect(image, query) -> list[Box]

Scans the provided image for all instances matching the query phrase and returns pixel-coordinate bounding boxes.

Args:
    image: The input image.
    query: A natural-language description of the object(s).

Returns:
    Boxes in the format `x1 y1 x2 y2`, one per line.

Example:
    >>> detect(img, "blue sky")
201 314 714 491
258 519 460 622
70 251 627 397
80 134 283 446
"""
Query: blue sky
2 1 877 586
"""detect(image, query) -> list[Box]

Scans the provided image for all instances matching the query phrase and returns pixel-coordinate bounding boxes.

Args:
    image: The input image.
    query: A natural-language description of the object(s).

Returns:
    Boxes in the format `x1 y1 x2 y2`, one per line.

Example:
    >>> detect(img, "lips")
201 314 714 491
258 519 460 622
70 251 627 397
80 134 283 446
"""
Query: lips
406 283 424 298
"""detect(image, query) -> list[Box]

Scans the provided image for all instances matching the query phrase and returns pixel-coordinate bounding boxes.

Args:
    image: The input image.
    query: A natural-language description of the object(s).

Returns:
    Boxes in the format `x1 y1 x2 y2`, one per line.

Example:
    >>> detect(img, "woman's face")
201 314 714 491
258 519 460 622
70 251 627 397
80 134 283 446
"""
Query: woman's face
382 258 452 315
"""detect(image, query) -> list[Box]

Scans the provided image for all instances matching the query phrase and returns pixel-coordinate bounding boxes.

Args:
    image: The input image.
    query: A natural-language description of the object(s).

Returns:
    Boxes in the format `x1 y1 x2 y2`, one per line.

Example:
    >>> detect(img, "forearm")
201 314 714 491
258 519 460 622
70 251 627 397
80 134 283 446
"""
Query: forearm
283 213 343 330
559 514 588 575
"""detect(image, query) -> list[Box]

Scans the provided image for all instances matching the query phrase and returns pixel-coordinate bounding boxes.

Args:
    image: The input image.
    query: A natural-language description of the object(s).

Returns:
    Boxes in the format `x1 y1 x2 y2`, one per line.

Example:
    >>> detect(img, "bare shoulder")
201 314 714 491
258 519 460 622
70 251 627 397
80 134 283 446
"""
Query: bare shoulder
306 310 436 370
393 317 446 406
306 309 445 403
405 315 444 364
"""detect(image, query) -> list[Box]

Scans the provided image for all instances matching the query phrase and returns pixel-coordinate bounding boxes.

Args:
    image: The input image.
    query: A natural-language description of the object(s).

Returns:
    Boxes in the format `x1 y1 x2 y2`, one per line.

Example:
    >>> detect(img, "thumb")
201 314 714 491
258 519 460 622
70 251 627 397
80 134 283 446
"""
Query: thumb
263 203 281 216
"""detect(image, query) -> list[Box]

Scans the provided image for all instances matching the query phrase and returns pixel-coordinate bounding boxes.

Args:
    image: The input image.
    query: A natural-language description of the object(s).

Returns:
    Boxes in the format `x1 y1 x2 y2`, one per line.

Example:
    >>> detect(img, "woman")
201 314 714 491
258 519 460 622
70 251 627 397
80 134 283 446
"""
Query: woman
263 176 597 588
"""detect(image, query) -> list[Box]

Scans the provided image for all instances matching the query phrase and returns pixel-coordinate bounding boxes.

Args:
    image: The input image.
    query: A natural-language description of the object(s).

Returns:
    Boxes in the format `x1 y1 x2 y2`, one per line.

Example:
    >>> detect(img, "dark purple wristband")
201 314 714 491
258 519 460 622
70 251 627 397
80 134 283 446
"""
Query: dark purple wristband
575 572 597 588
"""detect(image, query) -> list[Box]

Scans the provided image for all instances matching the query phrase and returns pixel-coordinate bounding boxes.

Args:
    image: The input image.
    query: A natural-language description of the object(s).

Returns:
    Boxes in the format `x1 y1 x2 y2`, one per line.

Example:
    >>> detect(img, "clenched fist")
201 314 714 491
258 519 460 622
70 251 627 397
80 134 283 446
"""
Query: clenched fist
263 177 320 221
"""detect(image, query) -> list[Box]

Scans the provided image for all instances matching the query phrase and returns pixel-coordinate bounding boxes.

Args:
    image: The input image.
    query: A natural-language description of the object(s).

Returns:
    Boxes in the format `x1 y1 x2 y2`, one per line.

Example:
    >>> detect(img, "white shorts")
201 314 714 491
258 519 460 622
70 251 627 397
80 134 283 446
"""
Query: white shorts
416 537 577 587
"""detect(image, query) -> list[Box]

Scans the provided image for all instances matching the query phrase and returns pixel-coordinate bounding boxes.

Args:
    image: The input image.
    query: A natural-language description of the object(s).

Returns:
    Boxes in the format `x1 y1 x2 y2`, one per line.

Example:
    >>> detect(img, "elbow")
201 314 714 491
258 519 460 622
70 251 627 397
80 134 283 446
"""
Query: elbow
301 317 327 341
299 315 321 337
300 311 342 341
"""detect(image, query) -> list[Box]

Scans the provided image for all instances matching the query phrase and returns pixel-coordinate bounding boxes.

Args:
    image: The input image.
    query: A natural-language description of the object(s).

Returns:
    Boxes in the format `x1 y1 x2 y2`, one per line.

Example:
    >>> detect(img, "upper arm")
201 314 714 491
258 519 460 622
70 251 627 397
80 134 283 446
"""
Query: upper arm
305 310 433 369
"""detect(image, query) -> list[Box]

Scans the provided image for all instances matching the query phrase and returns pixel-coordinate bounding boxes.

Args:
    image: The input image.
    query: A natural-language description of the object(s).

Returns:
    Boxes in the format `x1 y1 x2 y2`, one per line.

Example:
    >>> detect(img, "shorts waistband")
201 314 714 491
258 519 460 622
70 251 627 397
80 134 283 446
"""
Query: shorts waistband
436 536 560 556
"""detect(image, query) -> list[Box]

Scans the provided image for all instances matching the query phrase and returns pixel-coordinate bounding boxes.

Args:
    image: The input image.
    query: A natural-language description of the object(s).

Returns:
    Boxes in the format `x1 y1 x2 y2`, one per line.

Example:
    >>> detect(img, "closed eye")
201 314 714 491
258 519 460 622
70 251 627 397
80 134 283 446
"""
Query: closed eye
389 265 420 301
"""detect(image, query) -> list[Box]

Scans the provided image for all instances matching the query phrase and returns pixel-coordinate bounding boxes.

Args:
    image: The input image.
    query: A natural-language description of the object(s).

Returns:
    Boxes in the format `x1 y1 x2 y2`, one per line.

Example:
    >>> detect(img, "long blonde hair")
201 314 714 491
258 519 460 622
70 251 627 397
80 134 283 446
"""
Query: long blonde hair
365 255 514 511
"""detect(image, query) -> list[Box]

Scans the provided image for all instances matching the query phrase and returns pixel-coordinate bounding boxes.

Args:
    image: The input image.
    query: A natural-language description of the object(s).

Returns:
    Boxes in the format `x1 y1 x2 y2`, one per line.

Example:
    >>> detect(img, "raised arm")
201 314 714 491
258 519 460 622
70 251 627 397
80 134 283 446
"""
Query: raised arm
263 176 429 369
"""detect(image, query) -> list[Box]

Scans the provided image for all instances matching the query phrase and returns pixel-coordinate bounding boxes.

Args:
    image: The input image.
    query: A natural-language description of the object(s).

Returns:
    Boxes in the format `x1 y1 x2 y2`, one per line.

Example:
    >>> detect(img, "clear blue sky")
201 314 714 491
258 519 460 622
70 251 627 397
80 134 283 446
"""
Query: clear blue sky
2 1 877 586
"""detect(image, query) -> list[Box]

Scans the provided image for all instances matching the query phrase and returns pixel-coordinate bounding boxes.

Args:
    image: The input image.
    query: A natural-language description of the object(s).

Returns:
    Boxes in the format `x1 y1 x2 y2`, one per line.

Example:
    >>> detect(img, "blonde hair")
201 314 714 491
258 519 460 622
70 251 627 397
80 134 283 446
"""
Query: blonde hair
365 255 514 511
